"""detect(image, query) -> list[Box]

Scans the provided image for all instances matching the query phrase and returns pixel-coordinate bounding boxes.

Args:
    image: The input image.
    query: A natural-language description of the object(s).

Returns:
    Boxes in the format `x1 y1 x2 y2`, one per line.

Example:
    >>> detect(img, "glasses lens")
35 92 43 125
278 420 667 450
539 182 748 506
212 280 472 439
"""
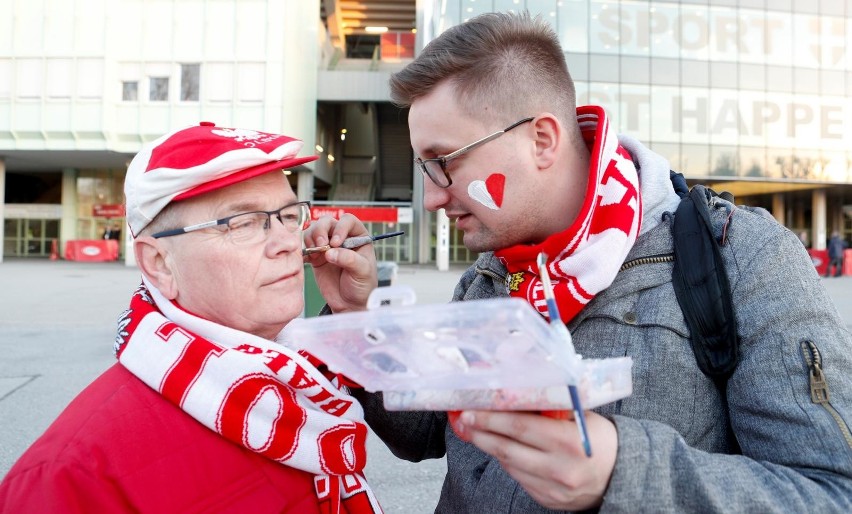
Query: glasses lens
227 212 268 245
278 203 309 232
422 160 450 187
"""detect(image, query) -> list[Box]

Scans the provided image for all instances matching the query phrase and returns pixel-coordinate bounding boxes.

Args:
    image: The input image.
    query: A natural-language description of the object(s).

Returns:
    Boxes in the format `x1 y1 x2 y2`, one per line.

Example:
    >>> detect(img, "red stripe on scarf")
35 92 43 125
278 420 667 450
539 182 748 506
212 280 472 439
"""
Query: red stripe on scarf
496 105 642 325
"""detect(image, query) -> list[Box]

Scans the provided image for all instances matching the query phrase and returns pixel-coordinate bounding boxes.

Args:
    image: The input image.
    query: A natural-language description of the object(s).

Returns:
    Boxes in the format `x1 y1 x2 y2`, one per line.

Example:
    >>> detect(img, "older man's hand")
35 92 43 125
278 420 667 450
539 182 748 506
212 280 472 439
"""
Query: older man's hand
303 214 377 312
448 409 618 511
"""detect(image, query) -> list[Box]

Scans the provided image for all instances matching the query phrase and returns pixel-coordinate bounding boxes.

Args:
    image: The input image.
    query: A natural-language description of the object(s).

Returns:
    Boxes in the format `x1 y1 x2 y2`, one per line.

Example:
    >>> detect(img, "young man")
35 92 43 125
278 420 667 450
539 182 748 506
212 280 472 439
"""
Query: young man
355 12 852 512
0 123 383 513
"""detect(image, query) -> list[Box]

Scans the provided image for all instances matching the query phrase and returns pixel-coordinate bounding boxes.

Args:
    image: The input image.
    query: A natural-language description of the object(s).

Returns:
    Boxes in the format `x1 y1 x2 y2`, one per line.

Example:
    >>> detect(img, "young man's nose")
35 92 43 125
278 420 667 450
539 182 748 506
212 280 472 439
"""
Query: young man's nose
422 179 453 212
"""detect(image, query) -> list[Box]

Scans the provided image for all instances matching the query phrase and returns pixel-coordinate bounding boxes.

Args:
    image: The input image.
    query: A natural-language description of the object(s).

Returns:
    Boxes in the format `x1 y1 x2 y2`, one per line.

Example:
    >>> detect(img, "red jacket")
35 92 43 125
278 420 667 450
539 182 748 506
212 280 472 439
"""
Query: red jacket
0 363 321 514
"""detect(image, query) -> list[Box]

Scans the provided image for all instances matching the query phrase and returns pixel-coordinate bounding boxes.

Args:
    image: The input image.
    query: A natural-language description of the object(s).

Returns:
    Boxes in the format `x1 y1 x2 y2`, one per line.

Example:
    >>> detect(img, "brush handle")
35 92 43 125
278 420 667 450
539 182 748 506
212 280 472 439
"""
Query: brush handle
303 231 405 255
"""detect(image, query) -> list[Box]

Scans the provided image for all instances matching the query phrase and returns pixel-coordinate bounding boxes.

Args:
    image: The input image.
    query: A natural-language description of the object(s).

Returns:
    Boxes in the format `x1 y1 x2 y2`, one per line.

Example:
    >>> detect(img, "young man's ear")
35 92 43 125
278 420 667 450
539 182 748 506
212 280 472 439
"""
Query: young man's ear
531 114 561 170
134 236 179 299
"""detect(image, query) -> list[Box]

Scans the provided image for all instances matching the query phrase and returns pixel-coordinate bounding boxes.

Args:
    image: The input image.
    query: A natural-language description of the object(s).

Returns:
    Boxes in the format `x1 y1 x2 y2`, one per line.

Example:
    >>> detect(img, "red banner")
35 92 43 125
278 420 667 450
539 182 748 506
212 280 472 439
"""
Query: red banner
808 249 828 276
93 204 126 217
65 240 120 262
311 206 398 223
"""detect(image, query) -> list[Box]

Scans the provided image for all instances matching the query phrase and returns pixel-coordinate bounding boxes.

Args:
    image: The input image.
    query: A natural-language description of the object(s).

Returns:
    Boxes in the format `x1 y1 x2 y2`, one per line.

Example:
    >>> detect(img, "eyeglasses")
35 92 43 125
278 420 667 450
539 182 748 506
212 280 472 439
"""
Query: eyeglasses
152 201 311 246
414 117 534 188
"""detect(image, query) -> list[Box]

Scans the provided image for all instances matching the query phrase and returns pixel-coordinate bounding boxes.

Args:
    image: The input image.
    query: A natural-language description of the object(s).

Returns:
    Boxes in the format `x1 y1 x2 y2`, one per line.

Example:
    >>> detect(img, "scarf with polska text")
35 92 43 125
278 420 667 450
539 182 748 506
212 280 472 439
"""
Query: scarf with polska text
495 106 641 324
114 278 383 514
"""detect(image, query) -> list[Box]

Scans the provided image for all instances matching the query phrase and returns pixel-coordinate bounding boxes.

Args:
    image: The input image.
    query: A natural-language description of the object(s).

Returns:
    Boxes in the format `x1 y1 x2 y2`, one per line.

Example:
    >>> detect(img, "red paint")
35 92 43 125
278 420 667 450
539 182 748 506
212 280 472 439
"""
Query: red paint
485 174 505 208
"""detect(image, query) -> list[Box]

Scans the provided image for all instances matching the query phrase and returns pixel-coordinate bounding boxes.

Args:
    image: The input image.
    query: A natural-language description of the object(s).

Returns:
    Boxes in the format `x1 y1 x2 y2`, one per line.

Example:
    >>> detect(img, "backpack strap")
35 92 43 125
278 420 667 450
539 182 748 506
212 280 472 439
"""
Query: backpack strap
670 174 739 390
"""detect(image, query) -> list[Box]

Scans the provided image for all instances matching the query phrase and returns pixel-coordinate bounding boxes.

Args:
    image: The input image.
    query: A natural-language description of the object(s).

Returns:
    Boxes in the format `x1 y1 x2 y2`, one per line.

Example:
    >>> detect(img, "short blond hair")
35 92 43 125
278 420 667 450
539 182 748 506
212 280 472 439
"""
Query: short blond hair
390 11 577 129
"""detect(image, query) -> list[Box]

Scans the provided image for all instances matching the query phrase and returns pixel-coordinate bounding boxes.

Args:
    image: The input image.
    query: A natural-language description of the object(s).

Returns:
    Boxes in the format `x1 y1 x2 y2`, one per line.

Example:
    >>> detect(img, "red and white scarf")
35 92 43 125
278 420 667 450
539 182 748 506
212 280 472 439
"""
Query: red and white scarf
114 279 382 514
495 106 642 324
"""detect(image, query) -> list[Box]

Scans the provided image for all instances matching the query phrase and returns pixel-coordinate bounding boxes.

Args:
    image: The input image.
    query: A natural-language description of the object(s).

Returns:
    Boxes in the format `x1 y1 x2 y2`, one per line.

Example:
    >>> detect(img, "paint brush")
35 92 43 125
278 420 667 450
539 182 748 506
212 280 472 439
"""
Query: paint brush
302 230 405 256
536 252 593 458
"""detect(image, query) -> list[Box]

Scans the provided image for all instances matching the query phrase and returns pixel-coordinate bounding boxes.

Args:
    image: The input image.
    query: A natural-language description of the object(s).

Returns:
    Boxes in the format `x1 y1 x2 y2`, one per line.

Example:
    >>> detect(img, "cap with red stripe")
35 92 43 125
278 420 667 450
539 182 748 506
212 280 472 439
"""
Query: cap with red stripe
125 121 318 236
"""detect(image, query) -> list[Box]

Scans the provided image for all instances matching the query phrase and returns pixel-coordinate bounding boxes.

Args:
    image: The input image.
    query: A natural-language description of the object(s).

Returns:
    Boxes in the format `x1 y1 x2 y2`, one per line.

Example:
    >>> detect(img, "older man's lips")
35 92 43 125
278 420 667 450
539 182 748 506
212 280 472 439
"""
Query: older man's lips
264 270 300 287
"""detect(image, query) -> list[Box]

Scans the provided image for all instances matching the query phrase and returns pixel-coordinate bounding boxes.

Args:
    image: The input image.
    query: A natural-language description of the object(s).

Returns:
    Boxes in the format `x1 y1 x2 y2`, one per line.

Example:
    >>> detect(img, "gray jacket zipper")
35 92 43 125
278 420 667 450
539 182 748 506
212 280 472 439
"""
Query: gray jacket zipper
801 340 852 450
619 253 674 272
475 266 505 283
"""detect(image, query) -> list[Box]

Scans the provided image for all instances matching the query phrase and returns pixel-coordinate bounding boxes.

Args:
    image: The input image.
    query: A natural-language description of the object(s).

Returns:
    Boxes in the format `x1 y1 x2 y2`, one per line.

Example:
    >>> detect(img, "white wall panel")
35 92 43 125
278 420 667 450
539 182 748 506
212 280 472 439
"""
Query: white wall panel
74 0 106 55
77 59 104 99
11 103 42 139
205 1 236 60
236 62 265 102
174 1 205 59
71 103 104 144
0 60 12 99
0 4 12 54
141 2 174 58
43 103 73 140
235 1 267 59
46 59 73 99
15 59 42 99
232 106 265 132
205 62 234 101
13 2 43 54
44 1 75 55
317 70 393 101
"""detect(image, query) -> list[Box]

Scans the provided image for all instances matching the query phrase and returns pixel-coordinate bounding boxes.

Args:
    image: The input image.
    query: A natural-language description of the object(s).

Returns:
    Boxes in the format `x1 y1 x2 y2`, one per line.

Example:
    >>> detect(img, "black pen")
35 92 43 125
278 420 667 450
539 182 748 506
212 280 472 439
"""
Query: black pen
302 230 405 256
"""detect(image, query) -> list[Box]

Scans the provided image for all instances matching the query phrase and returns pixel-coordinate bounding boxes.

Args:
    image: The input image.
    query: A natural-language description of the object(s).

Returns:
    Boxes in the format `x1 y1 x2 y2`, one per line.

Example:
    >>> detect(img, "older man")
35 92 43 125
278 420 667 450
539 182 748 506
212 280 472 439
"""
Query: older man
0 123 382 513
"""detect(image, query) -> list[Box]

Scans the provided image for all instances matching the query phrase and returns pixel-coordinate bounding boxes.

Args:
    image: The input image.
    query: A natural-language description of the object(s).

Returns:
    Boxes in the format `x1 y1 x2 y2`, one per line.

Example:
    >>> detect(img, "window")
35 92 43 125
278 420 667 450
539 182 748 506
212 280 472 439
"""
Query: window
180 63 200 101
46 59 72 99
149 77 169 101
77 59 104 99
122 81 138 101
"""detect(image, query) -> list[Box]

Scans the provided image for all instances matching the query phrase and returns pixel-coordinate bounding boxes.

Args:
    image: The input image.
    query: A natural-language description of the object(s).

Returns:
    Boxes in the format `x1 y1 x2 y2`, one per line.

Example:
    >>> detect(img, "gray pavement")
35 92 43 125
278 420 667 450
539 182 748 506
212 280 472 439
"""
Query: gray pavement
1 258 851 512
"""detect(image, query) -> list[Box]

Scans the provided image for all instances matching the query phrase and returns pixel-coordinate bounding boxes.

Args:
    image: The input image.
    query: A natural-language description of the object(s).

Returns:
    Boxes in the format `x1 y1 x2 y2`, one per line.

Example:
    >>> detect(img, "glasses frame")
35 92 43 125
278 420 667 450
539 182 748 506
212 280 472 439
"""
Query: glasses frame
414 116 535 188
151 200 312 244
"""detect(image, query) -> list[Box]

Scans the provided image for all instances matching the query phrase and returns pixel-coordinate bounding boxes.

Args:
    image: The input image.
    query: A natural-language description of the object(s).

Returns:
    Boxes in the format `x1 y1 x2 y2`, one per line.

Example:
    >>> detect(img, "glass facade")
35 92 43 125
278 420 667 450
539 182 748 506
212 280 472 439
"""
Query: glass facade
3 218 59 257
427 0 852 183
76 170 126 254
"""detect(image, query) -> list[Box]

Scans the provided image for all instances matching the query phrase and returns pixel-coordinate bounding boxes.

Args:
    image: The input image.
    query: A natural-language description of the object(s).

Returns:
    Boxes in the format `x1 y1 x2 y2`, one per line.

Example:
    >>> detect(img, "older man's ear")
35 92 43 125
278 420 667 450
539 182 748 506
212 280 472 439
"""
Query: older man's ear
134 236 179 300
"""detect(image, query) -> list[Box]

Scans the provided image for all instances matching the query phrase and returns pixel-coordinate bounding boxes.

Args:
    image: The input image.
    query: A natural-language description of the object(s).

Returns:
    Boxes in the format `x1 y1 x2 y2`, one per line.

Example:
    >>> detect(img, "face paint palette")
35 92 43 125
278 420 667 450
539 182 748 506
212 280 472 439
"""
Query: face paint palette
283 286 633 411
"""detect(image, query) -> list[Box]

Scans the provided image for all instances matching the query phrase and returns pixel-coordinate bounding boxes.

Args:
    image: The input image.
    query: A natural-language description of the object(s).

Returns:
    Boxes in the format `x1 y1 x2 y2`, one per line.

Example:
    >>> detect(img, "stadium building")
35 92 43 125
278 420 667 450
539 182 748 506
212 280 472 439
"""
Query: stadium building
2 0 850 267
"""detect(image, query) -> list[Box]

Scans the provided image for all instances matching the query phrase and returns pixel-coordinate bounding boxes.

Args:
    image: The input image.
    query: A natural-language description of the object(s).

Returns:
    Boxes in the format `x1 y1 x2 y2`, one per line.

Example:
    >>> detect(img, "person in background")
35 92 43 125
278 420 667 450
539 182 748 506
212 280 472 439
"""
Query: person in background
354 11 852 513
797 230 809 248
826 231 848 277
102 221 121 241
0 123 383 514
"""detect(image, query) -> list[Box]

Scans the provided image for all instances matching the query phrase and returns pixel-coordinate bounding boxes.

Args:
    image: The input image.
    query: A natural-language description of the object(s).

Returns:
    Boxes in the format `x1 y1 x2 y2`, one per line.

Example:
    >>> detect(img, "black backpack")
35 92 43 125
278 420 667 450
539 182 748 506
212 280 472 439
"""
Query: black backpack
669 171 739 391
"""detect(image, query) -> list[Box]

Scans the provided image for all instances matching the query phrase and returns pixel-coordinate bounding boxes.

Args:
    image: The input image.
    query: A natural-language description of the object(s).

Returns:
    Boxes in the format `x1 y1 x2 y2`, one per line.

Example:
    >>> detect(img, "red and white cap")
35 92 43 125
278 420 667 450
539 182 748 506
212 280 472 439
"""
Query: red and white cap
124 121 318 237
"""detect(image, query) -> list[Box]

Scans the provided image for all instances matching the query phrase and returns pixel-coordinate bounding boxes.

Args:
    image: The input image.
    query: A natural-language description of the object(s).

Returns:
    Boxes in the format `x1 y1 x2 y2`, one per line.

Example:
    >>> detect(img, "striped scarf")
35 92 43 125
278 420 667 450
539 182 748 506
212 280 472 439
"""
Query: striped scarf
495 106 642 324
114 279 383 514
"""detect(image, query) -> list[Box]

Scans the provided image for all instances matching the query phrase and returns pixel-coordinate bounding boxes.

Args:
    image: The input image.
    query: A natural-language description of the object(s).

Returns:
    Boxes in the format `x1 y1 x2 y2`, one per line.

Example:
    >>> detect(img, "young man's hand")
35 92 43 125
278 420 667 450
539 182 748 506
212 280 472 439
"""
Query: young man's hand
449 409 618 510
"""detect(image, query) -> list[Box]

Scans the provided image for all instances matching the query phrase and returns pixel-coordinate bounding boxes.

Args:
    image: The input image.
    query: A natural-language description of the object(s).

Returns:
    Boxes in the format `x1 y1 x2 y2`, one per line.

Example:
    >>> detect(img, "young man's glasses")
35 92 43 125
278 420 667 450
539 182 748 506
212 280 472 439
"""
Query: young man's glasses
152 201 311 246
414 117 534 188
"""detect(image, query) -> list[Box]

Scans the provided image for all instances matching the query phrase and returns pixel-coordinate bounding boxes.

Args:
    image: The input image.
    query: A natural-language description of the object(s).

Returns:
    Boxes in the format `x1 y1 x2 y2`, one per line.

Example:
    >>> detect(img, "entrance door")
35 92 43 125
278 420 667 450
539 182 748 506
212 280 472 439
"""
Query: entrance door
2 218 60 258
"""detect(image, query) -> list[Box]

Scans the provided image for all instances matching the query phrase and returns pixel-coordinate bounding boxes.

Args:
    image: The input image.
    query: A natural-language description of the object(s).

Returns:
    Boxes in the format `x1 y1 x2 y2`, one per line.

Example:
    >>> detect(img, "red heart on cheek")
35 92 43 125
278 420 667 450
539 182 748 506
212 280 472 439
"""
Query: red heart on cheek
485 174 505 208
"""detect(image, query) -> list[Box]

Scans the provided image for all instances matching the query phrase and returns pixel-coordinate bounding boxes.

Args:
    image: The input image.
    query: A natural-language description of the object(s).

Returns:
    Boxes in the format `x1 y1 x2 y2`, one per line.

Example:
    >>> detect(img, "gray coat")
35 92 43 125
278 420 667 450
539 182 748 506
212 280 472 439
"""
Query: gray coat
357 171 852 513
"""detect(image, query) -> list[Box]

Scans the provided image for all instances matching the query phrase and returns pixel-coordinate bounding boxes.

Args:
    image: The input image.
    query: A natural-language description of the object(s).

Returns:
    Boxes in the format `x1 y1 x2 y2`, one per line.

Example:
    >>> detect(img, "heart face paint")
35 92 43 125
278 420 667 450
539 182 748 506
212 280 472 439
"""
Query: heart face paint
468 173 506 210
